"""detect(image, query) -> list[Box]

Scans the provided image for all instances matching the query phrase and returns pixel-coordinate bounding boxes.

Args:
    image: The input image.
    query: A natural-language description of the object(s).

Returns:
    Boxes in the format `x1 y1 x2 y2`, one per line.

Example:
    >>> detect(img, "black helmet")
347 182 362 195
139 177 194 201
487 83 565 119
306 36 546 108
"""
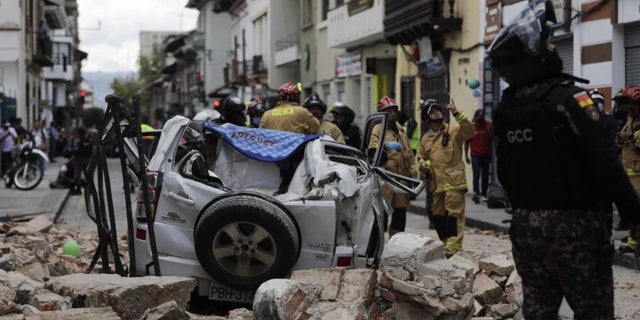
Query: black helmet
330 102 355 125
420 99 442 120
488 0 562 87
221 95 246 126
303 92 327 115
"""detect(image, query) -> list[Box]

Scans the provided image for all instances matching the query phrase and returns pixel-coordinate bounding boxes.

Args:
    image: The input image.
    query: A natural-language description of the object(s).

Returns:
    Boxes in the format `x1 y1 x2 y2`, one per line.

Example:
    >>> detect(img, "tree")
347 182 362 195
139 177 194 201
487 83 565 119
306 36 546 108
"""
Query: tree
81 107 105 129
109 48 164 118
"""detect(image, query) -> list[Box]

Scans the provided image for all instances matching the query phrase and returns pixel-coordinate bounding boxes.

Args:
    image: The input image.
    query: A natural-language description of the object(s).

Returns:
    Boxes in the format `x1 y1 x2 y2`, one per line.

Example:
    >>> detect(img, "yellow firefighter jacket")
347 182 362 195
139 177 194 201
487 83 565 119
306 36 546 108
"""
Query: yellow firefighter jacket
260 101 320 135
319 120 345 143
368 122 416 208
417 112 475 194
617 116 640 177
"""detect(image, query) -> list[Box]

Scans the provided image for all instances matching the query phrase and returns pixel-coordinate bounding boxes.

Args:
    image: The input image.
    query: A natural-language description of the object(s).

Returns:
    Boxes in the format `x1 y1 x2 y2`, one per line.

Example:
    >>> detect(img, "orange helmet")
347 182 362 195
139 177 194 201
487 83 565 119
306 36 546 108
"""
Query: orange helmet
278 82 300 102
377 96 399 112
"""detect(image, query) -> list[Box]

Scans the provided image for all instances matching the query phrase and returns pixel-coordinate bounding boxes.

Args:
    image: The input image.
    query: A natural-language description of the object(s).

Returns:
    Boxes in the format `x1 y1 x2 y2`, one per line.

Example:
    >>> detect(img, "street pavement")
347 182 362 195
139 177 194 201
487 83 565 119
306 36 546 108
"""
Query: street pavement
0 157 69 223
408 189 639 270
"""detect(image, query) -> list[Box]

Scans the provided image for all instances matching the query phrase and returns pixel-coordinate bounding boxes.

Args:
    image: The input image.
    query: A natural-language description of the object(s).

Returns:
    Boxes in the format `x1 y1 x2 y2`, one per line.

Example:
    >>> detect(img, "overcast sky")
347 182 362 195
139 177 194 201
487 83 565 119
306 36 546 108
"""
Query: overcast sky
77 0 199 72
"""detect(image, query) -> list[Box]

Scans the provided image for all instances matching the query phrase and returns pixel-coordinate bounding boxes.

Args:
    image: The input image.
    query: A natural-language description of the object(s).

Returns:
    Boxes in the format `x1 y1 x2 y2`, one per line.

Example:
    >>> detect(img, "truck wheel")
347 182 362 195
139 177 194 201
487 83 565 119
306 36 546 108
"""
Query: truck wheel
195 195 299 290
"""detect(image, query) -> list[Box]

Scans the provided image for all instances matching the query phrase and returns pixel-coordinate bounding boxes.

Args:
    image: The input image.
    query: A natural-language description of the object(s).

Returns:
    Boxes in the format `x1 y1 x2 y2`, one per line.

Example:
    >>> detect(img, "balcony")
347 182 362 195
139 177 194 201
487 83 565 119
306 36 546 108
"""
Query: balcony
327 0 385 49
384 0 462 45
275 33 299 67
43 54 73 81
224 57 267 85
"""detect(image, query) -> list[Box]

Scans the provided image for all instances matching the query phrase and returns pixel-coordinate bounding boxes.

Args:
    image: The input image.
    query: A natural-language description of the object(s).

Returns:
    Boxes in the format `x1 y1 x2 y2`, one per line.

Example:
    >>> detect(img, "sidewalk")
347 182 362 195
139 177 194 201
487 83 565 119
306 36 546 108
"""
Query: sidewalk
409 189 639 270
0 156 70 223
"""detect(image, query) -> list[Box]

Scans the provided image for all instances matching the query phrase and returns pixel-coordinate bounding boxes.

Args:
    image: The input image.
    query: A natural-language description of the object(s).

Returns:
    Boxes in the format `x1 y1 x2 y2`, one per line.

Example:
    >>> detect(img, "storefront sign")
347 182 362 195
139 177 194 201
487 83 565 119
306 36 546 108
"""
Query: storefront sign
373 74 388 103
335 51 362 78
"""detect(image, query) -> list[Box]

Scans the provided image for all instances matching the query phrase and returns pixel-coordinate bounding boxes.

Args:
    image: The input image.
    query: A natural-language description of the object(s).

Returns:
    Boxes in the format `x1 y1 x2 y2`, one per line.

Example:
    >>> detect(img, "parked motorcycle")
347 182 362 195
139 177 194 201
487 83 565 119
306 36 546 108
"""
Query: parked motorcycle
4 135 49 190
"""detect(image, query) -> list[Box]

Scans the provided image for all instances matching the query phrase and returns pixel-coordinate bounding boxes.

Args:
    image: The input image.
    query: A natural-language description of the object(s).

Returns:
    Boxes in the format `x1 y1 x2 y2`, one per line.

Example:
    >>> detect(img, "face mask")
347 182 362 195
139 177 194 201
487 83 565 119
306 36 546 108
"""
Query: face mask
252 117 261 126
431 117 444 124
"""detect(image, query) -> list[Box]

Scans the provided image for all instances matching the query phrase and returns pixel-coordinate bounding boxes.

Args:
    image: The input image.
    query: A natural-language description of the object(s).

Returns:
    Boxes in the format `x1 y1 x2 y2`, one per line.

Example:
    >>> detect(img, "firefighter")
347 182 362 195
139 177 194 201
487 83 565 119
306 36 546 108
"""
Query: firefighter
417 99 474 256
368 96 416 236
247 98 267 128
259 82 319 135
614 85 640 256
260 82 319 195
303 92 345 143
488 1 640 318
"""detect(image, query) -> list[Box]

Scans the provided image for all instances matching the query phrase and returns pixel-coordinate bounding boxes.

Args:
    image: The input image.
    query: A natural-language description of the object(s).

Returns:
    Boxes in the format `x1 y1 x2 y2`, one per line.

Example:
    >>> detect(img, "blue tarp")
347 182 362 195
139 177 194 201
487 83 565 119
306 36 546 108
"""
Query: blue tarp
203 122 322 162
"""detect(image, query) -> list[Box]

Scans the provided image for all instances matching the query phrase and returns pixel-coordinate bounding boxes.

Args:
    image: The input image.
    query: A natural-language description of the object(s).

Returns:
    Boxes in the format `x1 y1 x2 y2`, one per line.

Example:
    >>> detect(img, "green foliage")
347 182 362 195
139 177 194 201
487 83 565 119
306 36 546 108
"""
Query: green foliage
108 48 165 117
81 107 105 128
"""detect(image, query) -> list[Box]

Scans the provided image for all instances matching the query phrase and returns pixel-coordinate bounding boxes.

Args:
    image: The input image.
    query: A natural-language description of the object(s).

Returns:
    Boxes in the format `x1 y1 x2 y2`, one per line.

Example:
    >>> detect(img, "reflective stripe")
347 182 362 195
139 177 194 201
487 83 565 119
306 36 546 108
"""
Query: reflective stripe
626 168 640 177
438 183 467 192
454 112 467 122
629 237 638 248
271 108 294 116
446 242 462 250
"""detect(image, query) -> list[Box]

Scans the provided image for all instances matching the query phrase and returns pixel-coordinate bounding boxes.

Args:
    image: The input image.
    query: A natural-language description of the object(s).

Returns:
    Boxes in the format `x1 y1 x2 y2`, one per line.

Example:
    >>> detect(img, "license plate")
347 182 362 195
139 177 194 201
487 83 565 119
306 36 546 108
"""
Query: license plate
208 279 255 303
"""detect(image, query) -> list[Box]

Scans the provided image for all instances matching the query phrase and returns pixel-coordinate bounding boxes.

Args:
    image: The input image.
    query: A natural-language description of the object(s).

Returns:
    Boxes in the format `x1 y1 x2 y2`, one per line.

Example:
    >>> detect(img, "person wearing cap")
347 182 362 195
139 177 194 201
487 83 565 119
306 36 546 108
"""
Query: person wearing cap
368 96 416 236
417 99 474 257
1 121 18 175
303 92 344 143
489 1 640 318
614 84 640 254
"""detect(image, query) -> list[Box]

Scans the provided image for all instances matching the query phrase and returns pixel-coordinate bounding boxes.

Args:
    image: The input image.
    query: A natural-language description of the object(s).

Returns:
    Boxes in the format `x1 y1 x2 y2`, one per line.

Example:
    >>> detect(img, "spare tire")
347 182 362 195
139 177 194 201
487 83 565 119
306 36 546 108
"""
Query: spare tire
194 194 300 290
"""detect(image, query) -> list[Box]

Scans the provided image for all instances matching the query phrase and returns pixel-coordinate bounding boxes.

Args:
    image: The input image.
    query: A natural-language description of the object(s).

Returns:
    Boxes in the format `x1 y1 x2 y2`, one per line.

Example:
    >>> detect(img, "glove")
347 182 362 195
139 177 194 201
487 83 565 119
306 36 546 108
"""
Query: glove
386 141 402 151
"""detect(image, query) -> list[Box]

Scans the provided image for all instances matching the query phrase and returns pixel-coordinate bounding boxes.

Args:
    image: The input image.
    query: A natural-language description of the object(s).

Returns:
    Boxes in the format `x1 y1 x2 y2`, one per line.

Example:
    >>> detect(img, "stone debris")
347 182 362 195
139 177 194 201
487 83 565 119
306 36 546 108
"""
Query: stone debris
1 215 523 319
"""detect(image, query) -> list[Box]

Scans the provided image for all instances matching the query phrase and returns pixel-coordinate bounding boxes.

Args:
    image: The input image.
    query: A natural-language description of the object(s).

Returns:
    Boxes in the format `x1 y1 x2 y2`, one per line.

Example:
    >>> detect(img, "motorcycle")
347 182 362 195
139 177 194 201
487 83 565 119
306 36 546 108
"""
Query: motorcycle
4 135 49 190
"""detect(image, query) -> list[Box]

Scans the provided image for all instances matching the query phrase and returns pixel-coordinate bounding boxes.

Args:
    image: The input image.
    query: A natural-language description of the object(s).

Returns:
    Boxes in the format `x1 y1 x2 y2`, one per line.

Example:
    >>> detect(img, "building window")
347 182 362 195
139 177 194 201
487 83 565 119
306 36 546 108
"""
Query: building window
253 13 268 58
303 0 313 27
322 0 329 21
337 82 345 102
322 84 331 104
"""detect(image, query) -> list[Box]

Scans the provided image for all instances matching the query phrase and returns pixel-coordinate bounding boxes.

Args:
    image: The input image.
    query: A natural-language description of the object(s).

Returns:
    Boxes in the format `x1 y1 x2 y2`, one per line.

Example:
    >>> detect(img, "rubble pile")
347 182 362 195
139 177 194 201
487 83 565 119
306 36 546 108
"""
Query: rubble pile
1 217 523 319
253 233 523 320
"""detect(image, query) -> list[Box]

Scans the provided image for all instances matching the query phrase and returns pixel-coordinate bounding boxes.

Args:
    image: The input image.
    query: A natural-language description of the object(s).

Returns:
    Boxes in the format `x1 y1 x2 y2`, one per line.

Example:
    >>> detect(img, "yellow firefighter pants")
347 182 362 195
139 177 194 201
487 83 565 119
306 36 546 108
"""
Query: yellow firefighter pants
432 189 466 254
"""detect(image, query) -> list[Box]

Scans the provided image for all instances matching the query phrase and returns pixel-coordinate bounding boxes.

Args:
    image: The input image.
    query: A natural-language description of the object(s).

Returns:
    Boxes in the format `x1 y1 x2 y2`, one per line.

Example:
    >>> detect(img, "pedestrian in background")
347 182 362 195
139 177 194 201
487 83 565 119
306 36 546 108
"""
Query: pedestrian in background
368 96 415 236
31 120 49 174
464 109 493 204
417 99 474 256
330 102 361 149
303 92 344 143
1 121 18 175
489 1 640 318
613 85 640 255
47 121 59 163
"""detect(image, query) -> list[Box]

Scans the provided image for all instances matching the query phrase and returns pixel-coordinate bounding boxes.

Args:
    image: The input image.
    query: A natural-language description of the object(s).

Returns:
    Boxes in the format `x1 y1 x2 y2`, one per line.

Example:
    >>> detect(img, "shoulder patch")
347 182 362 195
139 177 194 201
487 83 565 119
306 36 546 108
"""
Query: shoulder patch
573 91 600 121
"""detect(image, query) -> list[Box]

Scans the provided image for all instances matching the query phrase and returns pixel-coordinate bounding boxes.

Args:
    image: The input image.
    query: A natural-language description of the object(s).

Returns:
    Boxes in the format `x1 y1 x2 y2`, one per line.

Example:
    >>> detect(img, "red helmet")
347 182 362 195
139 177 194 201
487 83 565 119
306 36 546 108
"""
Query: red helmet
278 82 300 102
622 85 640 103
247 98 266 116
377 96 399 112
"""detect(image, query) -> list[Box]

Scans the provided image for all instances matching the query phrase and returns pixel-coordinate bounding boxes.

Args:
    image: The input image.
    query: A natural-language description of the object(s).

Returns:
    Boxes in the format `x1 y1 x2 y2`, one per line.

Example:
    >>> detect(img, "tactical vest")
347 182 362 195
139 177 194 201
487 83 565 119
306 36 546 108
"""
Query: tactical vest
494 79 600 210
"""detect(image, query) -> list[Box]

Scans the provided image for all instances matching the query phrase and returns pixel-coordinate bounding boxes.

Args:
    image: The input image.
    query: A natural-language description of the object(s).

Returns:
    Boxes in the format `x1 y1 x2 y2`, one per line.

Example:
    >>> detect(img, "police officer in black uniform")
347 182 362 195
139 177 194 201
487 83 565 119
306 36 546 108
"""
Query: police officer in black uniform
489 1 640 319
